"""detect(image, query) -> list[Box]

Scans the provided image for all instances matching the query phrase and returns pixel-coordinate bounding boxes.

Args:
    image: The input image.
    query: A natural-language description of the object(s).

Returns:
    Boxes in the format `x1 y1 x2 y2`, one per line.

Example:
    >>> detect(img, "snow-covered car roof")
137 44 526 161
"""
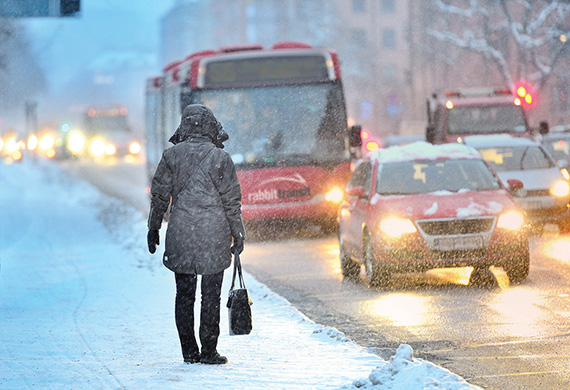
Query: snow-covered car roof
368 141 481 164
463 134 539 148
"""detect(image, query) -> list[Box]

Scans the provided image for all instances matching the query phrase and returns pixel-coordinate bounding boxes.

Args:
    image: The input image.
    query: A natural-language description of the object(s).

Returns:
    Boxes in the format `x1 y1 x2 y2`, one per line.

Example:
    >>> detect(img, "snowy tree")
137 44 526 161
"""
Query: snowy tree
427 0 570 93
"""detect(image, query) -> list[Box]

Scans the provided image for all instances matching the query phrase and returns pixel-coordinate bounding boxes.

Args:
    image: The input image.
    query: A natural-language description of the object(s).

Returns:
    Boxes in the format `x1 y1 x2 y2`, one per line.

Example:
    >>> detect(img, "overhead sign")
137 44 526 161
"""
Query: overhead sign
0 0 80 17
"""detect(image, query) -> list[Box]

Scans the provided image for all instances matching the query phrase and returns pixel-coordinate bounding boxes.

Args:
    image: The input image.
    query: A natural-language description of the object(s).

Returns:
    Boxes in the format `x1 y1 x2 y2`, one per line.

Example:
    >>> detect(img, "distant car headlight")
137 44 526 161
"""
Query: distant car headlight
39 134 55 151
105 143 117 156
550 180 570 197
129 141 141 155
380 217 417 237
325 187 343 203
90 139 106 156
497 210 524 230
68 132 86 154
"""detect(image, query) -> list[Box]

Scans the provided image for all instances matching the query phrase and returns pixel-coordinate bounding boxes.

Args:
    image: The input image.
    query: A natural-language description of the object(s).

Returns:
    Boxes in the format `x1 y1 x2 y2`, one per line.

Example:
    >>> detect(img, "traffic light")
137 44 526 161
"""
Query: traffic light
514 81 536 109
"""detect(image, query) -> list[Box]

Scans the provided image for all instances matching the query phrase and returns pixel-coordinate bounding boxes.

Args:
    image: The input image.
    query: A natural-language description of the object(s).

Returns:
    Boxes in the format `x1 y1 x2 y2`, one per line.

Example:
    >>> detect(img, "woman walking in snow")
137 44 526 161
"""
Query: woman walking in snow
146 104 245 365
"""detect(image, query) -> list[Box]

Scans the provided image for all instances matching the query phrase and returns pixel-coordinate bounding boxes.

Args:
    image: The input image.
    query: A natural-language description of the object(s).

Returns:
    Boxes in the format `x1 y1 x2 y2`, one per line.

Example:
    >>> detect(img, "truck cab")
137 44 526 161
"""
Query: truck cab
425 87 547 144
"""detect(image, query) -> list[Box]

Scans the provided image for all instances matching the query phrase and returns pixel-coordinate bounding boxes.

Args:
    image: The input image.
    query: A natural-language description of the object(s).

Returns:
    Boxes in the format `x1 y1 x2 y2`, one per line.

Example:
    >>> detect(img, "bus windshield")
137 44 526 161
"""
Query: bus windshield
447 105 527 135
191 83 348 166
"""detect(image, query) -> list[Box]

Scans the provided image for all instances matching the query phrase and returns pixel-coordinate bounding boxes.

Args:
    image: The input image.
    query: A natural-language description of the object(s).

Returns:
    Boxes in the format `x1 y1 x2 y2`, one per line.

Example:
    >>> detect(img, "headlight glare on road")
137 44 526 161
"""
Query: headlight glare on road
550 180 570 197
325 187 343 203
380 217 417 237
497 210 524 230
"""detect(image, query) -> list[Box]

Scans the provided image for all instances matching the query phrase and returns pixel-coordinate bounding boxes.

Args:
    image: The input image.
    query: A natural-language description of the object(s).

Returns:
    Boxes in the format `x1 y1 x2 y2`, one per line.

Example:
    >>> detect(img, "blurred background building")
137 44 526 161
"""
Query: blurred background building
159 0 569 138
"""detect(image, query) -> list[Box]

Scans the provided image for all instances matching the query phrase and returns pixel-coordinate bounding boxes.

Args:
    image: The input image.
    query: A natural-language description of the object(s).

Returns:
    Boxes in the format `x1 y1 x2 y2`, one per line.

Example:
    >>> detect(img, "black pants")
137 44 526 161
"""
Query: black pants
174 271 224 358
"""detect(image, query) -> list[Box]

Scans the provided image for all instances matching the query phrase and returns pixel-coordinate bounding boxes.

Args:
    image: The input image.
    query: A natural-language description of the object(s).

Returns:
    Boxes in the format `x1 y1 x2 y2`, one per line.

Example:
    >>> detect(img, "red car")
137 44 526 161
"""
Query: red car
338 142 530 287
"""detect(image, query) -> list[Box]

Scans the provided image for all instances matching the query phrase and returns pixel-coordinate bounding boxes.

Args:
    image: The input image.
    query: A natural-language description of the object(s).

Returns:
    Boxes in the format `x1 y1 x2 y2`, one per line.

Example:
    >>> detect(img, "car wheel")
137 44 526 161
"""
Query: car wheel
339 235 360 279
364 234 390 287
503 254 530 283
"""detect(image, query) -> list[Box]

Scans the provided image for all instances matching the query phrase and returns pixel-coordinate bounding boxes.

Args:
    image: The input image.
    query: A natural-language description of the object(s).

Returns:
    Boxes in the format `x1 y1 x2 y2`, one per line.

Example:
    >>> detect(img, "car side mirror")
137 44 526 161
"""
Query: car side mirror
349 125 362 147
507 179 524 190
346 186 367 198
539 121 549 135
426 124 436 144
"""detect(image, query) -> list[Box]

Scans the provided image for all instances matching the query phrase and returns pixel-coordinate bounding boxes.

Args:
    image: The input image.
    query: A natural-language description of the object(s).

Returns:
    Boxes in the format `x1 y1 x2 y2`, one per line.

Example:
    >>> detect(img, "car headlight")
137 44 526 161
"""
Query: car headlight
380 217 417 237
550 180 570 197
105 143 117 156
68 132 85 154
90 139 106 156
129 141 141 155
325 187 343 203
497 210 524 230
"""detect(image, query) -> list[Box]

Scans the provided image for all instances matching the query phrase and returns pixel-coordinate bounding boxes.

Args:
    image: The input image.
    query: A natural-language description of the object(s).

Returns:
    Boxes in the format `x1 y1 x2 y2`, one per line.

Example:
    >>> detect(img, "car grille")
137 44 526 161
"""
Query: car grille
525 205 568 218
513 189 550 197
431 248 488 260
417 217 495 235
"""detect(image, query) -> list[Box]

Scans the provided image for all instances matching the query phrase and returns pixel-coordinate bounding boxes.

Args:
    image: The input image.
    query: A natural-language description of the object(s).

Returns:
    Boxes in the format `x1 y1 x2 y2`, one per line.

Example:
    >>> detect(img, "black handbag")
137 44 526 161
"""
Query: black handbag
227 253 253 335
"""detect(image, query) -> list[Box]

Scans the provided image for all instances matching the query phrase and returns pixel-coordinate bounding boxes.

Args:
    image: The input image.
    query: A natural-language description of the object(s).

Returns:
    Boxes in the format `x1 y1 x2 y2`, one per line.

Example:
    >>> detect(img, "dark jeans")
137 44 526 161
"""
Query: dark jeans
174 271 224 358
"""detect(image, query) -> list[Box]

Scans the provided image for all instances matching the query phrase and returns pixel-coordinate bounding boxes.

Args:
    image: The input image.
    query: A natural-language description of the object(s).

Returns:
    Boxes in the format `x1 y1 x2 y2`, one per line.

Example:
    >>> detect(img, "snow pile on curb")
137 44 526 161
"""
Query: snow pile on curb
343 345 477 390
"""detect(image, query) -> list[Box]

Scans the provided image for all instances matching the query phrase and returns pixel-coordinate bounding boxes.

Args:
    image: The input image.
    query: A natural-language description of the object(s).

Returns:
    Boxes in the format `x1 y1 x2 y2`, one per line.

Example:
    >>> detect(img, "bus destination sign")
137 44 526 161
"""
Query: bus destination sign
204 55 329 87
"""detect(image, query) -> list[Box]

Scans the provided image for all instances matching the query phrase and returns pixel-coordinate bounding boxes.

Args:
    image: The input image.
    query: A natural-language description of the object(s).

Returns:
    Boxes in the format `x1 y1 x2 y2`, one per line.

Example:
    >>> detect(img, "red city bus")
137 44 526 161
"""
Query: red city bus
145 42 358 230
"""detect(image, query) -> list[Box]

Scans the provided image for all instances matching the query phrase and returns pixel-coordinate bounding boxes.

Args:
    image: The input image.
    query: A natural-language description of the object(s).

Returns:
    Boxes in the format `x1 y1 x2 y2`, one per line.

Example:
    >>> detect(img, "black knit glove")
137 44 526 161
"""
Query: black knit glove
147 230 160 254
231 233 244 255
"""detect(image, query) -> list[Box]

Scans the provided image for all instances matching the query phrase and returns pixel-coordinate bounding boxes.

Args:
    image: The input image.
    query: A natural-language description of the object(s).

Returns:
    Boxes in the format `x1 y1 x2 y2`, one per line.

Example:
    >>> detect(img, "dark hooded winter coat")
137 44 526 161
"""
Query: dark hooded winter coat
148 104 245 275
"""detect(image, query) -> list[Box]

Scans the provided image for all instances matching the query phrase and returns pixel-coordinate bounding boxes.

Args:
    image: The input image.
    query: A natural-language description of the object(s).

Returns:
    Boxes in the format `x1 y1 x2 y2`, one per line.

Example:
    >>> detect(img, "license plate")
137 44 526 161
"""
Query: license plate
435 236 484 251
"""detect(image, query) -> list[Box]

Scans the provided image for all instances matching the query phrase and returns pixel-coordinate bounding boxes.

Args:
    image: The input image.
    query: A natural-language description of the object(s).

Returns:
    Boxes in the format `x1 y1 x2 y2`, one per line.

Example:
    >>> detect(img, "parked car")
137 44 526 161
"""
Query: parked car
541 124 570 169
338 141 529 287
463 134 570 232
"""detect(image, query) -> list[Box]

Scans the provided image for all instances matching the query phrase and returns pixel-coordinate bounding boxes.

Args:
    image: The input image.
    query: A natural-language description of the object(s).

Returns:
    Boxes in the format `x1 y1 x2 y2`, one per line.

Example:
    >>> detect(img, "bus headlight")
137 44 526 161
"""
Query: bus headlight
497 210 524 230
129 141 141 155
325 187 343 203
551 180 570 198
90 139 106 156
380 217 417 237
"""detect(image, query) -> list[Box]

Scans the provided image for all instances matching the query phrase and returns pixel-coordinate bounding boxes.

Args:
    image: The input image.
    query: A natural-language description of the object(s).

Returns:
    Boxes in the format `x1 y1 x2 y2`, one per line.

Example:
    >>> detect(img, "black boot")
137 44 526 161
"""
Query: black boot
183 353 201 364
201 352 227 365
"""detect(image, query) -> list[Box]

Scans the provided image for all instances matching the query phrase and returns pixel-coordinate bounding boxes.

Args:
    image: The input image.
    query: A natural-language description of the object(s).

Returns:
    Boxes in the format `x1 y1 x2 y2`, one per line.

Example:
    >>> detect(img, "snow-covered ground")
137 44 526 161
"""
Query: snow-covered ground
0 160 481 390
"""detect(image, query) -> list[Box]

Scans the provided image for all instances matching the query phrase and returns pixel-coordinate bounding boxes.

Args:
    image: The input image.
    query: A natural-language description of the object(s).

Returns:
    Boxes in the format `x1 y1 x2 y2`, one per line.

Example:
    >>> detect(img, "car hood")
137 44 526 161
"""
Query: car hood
495 168 562 191
371 189 515 220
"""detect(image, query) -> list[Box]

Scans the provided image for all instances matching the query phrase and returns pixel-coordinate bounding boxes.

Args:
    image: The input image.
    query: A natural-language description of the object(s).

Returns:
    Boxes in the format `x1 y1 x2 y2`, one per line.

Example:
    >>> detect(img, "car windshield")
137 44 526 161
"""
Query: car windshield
447 105 527 134
376 159 501 195
543 139 570 161
476 145 554 171
190 83 348 166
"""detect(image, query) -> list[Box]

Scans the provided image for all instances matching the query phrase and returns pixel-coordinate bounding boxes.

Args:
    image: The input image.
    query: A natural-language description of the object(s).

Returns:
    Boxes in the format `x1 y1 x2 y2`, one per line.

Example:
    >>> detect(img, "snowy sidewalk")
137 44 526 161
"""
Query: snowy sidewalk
0 160 480 390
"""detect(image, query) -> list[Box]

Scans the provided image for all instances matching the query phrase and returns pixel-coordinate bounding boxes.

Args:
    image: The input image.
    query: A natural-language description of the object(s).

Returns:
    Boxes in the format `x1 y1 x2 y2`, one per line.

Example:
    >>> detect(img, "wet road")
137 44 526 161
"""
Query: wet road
64 159 570 390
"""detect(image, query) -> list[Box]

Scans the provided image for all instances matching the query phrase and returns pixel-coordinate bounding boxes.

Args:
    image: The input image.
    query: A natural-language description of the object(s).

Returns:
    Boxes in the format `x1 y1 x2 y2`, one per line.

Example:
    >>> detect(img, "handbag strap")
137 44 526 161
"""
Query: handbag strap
230 253 246 290
180 147 216 194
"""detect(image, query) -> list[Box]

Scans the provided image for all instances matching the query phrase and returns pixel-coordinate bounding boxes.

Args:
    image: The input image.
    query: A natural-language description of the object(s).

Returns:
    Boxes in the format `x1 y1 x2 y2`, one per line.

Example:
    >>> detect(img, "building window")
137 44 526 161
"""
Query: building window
382 65 398 82
352 0 365 13
381 0 395 13
351 29 367 48
382 28 396 49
